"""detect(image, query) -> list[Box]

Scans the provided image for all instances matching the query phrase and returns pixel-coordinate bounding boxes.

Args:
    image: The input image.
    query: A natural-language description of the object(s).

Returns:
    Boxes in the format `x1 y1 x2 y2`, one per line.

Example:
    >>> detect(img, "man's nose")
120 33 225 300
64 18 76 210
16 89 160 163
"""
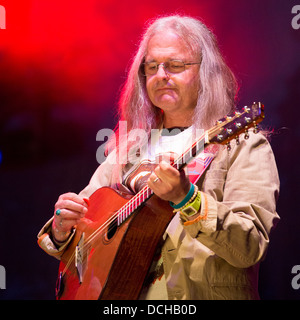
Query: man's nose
156 63 170 79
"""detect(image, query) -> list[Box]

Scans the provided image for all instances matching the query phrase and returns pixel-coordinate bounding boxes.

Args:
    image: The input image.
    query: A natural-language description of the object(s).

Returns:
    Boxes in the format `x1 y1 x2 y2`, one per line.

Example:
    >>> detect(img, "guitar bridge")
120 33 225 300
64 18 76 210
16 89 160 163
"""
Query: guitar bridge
55 271 64 299
75 232 85 284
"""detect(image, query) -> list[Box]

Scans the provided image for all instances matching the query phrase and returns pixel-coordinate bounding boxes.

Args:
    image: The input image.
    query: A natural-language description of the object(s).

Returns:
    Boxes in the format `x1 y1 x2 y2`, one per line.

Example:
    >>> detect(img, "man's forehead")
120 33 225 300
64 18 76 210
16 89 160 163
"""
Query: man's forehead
145 31 194 60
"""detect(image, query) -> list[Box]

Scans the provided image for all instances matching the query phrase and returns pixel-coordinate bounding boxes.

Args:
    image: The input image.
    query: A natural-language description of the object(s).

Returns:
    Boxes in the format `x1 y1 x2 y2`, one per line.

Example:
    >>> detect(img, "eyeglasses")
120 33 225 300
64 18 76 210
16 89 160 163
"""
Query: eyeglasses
142 60 201 76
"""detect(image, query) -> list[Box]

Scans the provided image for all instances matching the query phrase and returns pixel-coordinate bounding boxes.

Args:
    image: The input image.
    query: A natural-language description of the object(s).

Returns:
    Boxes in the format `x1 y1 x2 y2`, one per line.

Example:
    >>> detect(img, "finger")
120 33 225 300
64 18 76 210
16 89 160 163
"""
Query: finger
150 161 191 203
153 162 179 185
54 218 79 232
59 192 89 208
56 199 88 215
55 193 89 219
54 208 85 220
150 171 161 182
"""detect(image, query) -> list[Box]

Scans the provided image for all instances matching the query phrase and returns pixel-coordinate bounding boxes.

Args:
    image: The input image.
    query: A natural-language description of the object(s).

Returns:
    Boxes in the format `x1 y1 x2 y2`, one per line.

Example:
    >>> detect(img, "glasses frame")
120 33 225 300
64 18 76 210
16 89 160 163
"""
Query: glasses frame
142 59 201 76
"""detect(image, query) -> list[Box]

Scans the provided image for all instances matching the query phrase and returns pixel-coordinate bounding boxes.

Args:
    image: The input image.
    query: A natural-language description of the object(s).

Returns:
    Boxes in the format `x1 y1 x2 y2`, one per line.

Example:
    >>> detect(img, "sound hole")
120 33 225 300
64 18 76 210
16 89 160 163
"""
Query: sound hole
103 218 118 243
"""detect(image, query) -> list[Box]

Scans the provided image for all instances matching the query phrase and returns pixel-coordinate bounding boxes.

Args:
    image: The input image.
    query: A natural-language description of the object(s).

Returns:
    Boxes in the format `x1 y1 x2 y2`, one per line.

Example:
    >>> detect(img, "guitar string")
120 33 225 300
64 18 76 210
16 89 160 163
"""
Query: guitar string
61 184 153 275
62 110 250 275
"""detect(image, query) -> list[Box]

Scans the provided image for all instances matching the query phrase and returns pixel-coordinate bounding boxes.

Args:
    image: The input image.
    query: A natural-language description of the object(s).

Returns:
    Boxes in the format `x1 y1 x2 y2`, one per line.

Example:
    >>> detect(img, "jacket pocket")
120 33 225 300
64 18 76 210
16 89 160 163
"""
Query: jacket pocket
205 255 250 286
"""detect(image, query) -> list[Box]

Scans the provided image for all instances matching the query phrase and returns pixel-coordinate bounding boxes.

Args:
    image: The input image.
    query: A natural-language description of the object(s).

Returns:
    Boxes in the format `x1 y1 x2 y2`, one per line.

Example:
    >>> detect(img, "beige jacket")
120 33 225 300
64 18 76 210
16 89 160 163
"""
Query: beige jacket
38 131 280 300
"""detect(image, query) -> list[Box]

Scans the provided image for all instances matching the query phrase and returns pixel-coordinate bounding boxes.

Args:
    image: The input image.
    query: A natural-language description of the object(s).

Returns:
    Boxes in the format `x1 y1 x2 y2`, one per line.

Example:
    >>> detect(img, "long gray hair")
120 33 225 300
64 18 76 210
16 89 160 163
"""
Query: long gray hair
119 15 238 130
107 15 238 161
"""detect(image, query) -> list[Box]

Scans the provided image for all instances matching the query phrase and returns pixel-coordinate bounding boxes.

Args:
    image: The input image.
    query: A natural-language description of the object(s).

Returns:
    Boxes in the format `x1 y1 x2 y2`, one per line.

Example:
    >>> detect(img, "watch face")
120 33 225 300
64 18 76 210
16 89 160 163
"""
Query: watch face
182 206 197 216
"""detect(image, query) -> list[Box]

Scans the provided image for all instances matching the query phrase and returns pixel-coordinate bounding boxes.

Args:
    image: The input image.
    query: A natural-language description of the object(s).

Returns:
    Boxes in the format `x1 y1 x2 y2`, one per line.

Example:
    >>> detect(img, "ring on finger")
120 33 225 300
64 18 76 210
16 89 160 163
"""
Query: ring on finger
153 177 160 183
55 209 61 216
59 219 63 227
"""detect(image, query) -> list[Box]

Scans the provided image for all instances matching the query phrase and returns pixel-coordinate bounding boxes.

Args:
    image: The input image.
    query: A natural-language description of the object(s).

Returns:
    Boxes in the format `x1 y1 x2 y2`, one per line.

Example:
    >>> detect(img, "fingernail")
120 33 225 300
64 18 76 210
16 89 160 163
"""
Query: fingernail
83 198 90 206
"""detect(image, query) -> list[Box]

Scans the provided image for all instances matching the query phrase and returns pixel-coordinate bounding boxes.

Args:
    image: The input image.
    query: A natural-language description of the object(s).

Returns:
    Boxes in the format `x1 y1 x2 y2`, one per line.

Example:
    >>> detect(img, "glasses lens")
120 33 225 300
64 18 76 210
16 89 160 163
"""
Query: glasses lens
144 62 157 75
143 60 186 75
167 60 185 73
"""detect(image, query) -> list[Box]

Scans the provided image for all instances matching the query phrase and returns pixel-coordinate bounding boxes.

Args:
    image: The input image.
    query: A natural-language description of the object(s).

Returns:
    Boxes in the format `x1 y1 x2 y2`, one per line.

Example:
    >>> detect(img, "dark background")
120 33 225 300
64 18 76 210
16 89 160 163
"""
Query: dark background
0 0 299 300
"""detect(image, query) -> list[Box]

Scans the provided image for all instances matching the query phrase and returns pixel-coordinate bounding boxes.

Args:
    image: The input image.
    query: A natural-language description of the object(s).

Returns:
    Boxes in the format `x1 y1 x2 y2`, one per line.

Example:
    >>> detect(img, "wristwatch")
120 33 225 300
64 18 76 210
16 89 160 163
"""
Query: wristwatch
180 192 201 218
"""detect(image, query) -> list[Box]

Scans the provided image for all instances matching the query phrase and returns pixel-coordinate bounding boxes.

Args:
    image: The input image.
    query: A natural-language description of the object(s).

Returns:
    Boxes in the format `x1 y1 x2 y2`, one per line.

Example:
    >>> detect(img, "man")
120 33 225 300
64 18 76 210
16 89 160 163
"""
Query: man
38 15 280 299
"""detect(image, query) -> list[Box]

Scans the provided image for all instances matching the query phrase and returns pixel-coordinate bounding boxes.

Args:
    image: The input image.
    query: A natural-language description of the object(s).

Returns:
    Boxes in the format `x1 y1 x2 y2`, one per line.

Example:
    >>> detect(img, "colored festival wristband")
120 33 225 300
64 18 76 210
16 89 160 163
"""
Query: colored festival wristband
170 183 196 209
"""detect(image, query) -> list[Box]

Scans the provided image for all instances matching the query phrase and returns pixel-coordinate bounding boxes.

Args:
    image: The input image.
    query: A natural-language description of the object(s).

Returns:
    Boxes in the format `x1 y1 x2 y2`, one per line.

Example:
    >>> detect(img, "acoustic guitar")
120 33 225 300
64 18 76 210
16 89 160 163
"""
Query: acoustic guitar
55 102 264 300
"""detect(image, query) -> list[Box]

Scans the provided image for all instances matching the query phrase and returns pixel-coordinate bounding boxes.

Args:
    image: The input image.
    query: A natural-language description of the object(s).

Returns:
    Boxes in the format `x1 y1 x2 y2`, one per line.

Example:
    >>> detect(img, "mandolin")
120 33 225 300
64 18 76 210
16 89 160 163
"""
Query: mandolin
56 102 264 300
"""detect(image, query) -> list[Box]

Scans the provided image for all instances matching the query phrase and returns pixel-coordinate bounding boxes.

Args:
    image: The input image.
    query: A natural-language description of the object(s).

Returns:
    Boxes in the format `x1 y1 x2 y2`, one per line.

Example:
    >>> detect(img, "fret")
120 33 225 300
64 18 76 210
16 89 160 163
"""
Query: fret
116 186 154 226
171 135 206 173
118 209 122 225
128 199 132 215
128 201 131 216
132 199 137 212
122 208 125 222
125 204 129 219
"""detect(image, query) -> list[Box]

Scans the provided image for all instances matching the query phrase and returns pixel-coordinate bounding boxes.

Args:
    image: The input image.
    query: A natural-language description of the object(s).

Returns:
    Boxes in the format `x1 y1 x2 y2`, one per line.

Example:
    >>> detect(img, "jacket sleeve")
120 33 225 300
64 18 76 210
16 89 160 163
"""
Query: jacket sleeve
37 217 76 260
183 131 280 268
37 150 118 259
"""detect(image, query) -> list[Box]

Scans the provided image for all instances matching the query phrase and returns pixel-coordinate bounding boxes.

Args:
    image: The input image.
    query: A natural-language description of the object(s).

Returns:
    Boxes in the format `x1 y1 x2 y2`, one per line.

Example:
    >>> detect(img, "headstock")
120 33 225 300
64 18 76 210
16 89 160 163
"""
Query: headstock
208 102 264 149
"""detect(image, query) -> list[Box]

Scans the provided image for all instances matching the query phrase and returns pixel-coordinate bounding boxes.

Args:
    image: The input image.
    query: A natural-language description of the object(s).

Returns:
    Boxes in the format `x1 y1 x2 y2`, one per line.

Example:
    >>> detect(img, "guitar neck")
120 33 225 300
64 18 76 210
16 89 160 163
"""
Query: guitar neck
117 132 207 225
172 132 207 171
117 184 153 225
117 102 264 225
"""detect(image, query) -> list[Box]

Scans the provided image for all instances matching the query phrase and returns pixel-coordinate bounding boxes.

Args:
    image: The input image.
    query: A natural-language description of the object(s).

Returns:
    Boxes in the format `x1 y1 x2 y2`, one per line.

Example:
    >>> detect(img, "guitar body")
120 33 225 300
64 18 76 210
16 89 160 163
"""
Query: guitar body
57 187 174 300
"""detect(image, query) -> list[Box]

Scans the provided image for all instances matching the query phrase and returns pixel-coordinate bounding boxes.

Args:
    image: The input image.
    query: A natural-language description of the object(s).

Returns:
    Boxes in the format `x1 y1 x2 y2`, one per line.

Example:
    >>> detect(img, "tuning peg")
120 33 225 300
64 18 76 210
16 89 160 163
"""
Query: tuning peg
244 128 249 140
243 106 250 113
235 136 240 145
253 123 259 134
227 128 233 135
226 142 231 151
217 134 224 141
